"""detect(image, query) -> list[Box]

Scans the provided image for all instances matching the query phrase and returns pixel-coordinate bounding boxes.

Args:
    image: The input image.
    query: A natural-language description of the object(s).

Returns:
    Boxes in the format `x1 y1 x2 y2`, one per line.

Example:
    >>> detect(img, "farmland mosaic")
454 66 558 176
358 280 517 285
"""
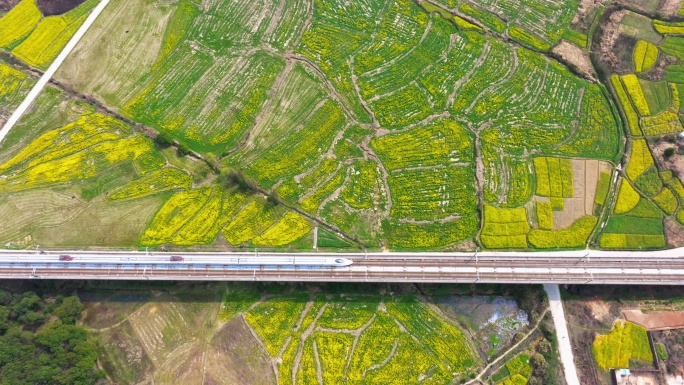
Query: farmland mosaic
0 0 683 250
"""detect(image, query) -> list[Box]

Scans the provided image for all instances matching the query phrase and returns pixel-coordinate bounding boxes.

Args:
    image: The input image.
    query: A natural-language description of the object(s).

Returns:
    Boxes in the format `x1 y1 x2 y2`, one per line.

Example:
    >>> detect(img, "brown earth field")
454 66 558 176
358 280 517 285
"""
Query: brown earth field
0 0 19 12
623 309 684 330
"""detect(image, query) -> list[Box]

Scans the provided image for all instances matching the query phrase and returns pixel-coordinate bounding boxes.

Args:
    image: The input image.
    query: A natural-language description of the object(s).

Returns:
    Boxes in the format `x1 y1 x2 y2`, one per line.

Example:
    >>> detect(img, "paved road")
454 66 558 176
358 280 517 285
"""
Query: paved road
0 0 110 143
1 249 684 283
545 284 580 385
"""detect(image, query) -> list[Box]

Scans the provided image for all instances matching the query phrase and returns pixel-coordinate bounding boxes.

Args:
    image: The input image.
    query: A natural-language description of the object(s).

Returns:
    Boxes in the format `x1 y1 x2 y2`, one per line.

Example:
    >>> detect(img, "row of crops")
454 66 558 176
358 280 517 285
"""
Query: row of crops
0 0 97 69
3 0 682 251
238 292 482 384
430 0 584 49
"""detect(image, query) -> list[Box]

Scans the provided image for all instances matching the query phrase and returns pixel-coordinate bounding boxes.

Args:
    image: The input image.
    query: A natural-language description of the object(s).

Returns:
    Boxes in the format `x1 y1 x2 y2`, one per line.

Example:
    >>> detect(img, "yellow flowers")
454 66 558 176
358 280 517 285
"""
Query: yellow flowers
653 20 684 35
621 74 651 116
528 216 597 249
12 14 86 69
109 167 192 200
593 321 652 370
633 40 658 73
625 139 654 181
481 205 529 249
614 179 641 214
610 75 641 136
0 0 41 48
252 212 312 246
534 157 573 198
536 202 553 230
0 113 157 193
140 187 213 245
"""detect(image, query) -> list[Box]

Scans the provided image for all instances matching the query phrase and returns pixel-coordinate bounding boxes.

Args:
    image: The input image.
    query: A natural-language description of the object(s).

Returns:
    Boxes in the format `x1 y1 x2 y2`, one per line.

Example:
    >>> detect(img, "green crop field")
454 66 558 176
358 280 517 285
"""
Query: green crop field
0 0 681 251
241 290 483 384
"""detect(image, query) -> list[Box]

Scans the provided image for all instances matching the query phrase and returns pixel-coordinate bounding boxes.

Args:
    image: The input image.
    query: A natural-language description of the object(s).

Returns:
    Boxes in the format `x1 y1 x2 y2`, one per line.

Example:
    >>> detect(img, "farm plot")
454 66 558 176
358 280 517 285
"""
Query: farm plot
593 321 653 370
141 186 313 248
370 118 479 248
3 0 627 251
0 113 156 193
296 0 387 123
124 46 285 153
242 291 481 385
55 0 178 107
0 0 41 48
490 352 532 385
480 205 529 249
10 0 97 69
0 62 35 121
431 0 578 47
534 158 610 230
600 178 666 249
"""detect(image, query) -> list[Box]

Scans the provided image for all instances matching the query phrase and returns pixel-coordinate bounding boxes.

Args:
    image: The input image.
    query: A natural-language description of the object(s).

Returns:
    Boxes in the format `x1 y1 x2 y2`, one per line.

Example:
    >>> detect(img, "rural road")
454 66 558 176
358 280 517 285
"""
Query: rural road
0 0 111 143
544 284 580 385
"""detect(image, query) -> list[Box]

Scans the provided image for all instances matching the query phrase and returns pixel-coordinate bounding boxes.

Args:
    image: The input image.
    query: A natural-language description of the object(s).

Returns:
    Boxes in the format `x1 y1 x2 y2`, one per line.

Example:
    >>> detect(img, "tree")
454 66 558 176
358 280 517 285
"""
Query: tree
664 147 676 159
267 190 281 205
53 296 84 324
153 133 174 149
176 143 192 157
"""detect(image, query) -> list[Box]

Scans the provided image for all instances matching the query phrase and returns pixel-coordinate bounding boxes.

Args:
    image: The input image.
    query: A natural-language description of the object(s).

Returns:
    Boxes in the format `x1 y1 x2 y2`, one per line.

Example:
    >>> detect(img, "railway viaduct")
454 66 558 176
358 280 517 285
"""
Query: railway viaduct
1 249 684 284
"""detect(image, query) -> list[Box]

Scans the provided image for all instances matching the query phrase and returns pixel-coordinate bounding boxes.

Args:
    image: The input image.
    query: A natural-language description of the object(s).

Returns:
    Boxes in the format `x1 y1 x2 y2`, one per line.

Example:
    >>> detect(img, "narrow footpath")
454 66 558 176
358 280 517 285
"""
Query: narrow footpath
0 0 111 143
544 284 580 385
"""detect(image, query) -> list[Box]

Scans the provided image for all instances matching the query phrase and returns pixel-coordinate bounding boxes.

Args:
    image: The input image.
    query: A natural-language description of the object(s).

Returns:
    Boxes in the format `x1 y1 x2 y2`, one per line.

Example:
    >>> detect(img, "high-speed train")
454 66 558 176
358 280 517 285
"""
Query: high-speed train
0 253 354 268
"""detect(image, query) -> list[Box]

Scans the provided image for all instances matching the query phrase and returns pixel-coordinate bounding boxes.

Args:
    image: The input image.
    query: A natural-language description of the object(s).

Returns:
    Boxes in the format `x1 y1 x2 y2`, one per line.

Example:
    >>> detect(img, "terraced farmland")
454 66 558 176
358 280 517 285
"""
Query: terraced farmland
2 0 683 251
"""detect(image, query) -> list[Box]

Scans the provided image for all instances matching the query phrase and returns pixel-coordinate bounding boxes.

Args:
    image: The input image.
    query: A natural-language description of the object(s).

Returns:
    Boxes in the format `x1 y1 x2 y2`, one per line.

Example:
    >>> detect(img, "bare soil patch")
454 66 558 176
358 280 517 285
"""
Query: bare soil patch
552 159 606 230
587 300 612 322
660 0 684 18
623 309 684 330
0 0 19 12
204 317 276 385
651 138 684 182
36 0 87 16
552 40 597 81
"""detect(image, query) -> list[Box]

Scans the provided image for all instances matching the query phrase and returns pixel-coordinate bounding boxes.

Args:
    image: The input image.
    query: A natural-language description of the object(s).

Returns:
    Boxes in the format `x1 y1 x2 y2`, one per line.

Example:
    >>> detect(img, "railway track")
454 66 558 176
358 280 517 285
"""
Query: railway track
1 249 684 283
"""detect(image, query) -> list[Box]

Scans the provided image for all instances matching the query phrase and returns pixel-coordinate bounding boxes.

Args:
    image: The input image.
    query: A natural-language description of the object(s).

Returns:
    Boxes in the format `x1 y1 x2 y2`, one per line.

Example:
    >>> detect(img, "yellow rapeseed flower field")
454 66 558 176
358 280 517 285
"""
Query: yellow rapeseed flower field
0 0 41 48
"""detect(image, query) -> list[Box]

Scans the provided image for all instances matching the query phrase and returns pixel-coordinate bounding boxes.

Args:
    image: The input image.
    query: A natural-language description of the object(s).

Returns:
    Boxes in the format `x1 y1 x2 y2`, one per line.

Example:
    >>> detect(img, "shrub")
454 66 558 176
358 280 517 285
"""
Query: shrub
655 343 668 361
664 147 676 159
